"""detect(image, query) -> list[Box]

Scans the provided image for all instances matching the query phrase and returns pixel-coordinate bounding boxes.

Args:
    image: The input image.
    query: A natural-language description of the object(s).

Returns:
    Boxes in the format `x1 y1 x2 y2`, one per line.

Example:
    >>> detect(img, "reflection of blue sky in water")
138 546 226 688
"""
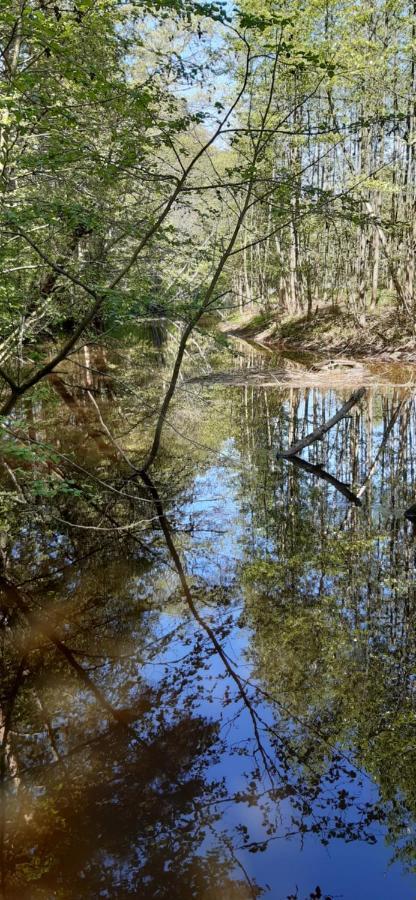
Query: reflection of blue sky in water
136 401 416 899
3 351 416 898
181 439 245 584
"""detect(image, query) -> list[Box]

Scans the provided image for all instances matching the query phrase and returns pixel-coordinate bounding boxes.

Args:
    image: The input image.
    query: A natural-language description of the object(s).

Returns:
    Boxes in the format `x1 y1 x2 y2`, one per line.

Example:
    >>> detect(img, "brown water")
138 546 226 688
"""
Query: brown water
0 329 416 899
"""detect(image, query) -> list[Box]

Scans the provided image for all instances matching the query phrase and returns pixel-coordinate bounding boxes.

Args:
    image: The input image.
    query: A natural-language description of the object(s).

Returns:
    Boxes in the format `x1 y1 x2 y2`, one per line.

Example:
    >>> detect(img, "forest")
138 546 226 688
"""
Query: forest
3 0 416 389
1 1 416 898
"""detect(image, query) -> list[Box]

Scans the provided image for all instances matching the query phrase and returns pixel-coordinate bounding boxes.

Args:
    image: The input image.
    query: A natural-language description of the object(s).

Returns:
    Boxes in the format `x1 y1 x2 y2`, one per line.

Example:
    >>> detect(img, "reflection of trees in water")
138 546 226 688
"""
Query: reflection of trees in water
1 373 416 894
0 560 264 898
236 385 416 872
0 496 393 896
4 711 243 898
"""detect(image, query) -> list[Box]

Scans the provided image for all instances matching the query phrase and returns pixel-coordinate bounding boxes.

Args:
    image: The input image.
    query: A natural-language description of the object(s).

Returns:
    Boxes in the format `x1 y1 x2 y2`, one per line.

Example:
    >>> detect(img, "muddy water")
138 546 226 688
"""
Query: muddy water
1 333 416 899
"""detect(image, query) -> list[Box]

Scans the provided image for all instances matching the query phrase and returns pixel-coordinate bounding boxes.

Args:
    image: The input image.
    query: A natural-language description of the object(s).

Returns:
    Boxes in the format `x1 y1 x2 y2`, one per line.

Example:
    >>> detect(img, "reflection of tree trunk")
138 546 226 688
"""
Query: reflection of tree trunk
278 388 366 458
286 455 361 506
356 400 405 500
49 374 112 456
340 397 408 532
264 389 272 449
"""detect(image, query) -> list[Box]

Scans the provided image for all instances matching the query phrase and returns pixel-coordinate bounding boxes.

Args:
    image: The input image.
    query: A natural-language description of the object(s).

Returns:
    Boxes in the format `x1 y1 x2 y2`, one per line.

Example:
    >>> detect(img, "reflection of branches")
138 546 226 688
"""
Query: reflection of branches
285 455 362 506
139 469 275 782
0 576 132 726
341 397 408 528
356 398 406 500
87 389 137 471
240 677 375 790
85 387 372 826
72 354 218 454
83 380 276 783
0 422 154 505
220 830 260 900
33 689 66 767
278 387 366 458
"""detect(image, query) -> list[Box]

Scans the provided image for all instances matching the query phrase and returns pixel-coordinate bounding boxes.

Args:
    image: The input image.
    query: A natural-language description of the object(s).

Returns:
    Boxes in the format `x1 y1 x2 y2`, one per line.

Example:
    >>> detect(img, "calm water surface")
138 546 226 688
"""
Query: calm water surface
1 332 416 899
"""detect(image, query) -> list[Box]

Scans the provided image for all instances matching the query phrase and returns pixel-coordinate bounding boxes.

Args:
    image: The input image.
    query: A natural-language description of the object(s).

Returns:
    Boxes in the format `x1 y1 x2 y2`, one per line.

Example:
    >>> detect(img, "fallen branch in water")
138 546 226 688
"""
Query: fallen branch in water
277 387 367 458
286 455 362 506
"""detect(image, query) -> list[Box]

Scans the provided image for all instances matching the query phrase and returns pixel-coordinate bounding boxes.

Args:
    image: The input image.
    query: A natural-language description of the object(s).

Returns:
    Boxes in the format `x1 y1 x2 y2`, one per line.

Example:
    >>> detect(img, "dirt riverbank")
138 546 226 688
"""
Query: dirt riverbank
220 306 416 362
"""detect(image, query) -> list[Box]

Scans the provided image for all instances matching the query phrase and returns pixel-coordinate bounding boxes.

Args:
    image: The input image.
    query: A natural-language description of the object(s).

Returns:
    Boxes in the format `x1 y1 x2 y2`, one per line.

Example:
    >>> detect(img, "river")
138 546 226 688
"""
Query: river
0 327 415 899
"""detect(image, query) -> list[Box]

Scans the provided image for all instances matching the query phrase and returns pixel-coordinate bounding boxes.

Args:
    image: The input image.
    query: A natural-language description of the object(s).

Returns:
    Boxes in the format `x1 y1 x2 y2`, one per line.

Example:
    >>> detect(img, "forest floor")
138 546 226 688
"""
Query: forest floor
221 305 416 361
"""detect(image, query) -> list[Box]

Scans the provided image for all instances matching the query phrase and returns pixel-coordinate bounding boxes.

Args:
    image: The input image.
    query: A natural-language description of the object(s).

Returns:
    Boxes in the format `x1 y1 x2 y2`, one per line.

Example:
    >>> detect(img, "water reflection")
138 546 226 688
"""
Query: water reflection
0 337 416 898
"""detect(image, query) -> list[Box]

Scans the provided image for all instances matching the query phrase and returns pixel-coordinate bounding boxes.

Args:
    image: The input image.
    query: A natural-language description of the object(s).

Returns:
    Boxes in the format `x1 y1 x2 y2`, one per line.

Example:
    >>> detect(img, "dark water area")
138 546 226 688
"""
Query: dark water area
0 331 416 899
